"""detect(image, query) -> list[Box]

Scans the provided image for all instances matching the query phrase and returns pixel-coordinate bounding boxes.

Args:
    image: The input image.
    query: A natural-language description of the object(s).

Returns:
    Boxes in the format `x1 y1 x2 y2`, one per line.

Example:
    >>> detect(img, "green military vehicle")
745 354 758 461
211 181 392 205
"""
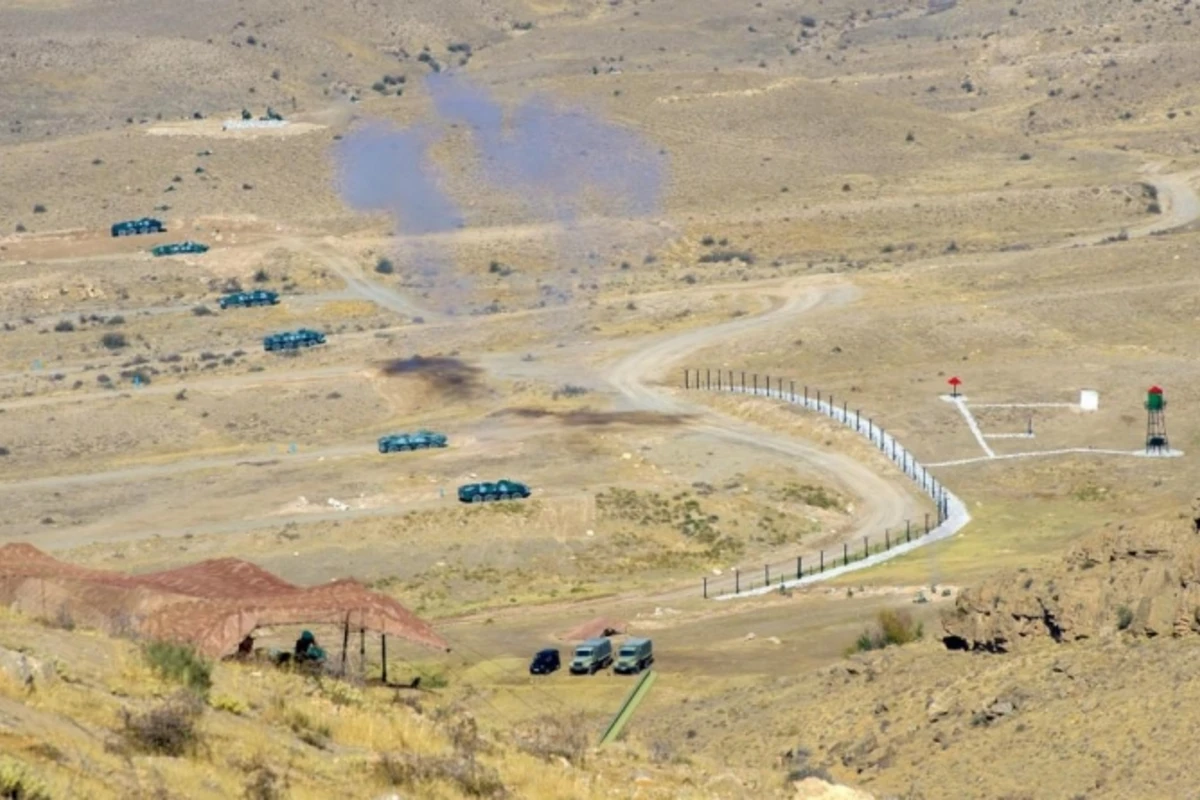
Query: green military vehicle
613 637 654 675
456 479 531 503
569 637 613 675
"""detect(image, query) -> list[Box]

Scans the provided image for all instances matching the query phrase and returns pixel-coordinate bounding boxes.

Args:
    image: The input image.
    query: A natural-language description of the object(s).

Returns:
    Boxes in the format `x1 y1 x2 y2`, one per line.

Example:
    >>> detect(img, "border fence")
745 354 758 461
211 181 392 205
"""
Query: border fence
683 368 970 599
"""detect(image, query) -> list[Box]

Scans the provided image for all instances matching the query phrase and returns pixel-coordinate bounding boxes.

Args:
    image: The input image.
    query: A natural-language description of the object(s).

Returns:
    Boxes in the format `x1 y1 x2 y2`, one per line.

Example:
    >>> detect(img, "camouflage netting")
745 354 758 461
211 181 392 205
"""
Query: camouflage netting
0 543 448 657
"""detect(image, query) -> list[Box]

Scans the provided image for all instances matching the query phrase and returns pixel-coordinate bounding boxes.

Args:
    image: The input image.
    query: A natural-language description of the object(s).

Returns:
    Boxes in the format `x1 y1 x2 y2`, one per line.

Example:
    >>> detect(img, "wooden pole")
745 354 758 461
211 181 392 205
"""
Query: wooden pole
381 634 388 684
359 627 366 677
341 619 350 674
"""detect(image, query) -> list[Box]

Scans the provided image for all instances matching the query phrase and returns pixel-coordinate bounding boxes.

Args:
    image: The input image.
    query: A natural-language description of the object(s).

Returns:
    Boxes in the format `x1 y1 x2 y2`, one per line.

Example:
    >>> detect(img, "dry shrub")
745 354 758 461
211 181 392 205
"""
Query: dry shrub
851 609 923 653
120 690 204 756
0 757 51 800
513 713 590 766
240 757 284 800
376 753 505 798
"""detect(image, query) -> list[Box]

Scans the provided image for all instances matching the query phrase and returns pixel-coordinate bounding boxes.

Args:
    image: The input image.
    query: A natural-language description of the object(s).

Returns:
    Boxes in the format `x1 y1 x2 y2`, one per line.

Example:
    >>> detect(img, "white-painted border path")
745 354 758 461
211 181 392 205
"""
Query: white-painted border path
943 394 995 458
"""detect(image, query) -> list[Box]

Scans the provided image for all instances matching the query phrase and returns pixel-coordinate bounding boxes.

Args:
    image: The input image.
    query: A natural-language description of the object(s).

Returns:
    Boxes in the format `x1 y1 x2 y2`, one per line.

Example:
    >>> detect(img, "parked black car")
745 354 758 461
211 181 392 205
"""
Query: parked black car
529 648 561 675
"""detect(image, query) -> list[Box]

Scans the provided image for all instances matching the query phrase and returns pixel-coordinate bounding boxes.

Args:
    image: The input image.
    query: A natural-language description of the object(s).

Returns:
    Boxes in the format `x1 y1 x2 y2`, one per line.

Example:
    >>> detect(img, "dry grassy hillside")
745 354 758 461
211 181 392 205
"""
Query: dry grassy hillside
628 513 1200 800
4 0 1200 796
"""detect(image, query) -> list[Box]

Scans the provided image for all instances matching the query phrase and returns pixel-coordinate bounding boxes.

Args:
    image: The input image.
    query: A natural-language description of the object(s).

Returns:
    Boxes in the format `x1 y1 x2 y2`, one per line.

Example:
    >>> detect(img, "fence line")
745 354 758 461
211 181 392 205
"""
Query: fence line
683 368 971 599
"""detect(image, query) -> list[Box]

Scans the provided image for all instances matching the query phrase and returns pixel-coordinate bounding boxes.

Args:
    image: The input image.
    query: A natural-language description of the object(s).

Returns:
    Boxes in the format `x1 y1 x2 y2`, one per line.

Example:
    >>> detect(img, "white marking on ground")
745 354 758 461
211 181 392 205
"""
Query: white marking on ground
926 447 1185 468
982 432 1035 440
940 394 995 458
968 402 1078 409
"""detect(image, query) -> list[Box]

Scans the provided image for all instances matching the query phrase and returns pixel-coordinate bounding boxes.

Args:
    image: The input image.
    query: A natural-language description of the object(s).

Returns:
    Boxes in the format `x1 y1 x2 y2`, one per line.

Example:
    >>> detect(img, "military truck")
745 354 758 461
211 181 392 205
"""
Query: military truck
613 638 654 675
263 328 326 352
456 479 531 503
111 217 164 237
151 241 209 257
219 290 279 309
378 430 448 453
569 637 613 675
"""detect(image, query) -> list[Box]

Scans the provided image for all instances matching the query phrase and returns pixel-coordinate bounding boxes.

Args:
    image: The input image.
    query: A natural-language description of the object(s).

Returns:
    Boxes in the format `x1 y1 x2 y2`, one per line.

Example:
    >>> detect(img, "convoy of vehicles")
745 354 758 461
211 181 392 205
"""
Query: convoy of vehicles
108 217 581 685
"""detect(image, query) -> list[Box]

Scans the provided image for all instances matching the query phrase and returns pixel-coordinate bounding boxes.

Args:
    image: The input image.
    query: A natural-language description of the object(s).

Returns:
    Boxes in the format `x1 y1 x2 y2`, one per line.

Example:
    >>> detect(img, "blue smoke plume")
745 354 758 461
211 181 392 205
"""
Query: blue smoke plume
333 71 668 314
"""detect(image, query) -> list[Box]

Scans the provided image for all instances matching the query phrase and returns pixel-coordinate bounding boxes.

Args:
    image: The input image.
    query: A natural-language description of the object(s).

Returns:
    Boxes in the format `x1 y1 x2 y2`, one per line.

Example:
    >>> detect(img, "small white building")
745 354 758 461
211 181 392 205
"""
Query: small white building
1080 389 1099 412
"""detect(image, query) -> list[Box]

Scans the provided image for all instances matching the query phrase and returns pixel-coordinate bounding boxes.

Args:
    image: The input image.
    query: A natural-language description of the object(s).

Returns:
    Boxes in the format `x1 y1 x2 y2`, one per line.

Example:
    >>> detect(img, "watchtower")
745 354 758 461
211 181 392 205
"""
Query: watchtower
1145 386 1168 454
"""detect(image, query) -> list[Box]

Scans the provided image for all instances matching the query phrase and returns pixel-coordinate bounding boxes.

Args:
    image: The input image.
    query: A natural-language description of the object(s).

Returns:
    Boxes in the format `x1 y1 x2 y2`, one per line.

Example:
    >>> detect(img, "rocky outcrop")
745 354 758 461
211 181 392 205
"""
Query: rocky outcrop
0 645 56 688
792 777 876 799
941 519 1200 652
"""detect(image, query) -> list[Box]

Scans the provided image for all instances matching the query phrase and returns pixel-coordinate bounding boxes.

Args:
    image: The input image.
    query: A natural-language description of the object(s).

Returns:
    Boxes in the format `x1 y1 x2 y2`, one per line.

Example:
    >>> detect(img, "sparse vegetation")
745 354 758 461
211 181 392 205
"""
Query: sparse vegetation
376 752 504 797
700 250 755 265
514 713 590 766
119 691 204 756
100 332 128 350
1117 605 1134 630
141 641 213 695
0 757 52 800
53 320 74 332
375 257 395 274
850 609 924 653
192 304 214 316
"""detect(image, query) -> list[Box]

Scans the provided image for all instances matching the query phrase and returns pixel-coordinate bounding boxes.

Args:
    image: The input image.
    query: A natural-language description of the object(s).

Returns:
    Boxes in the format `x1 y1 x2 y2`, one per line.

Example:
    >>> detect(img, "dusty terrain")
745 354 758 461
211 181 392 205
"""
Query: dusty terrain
3 0 1200 797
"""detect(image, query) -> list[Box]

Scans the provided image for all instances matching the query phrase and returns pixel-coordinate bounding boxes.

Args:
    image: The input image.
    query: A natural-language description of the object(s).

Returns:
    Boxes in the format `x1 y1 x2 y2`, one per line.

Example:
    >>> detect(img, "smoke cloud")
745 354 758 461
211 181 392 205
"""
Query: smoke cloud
333 71 668 315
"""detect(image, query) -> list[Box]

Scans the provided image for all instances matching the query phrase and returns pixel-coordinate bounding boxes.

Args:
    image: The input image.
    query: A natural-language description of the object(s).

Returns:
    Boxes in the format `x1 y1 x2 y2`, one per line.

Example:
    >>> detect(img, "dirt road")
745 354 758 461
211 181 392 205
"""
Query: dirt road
603 280 922 542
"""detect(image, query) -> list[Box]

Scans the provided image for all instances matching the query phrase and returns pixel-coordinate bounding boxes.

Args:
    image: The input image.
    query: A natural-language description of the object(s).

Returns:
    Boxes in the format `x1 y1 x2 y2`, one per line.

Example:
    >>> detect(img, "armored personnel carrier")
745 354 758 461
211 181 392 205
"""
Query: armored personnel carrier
378 430 449 453
151 241 209 257
219 290 279 309
263 328 326 351
111 217 164 237
457 479 531 503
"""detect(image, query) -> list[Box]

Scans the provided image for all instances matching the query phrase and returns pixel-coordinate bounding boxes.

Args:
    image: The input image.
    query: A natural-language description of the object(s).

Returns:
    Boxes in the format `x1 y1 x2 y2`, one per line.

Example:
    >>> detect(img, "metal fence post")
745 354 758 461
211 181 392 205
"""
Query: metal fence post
706 368 711 390
791 380 796 402
863 536 868 558
728 370 733 391
778 377 784 397
843 400 848 420
856 409 861 430
843 542 849 565
820 550 824 572
703 577 708 598
885 528 890 550
741 371 746 391
766 375 771 396
735 568 740 594
817 390 821 407
753 374 758 393
906 520 911 542
804 386 808 405
717 370 722 391
765 564 770 586
925 513 930 534
796 556 802 579
684 369 690 390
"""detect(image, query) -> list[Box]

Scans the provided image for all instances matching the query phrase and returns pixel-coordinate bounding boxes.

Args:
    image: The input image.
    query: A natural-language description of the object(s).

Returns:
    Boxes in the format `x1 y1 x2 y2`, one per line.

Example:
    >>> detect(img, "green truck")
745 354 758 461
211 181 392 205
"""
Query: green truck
569 637 613 675
613 637 654 675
